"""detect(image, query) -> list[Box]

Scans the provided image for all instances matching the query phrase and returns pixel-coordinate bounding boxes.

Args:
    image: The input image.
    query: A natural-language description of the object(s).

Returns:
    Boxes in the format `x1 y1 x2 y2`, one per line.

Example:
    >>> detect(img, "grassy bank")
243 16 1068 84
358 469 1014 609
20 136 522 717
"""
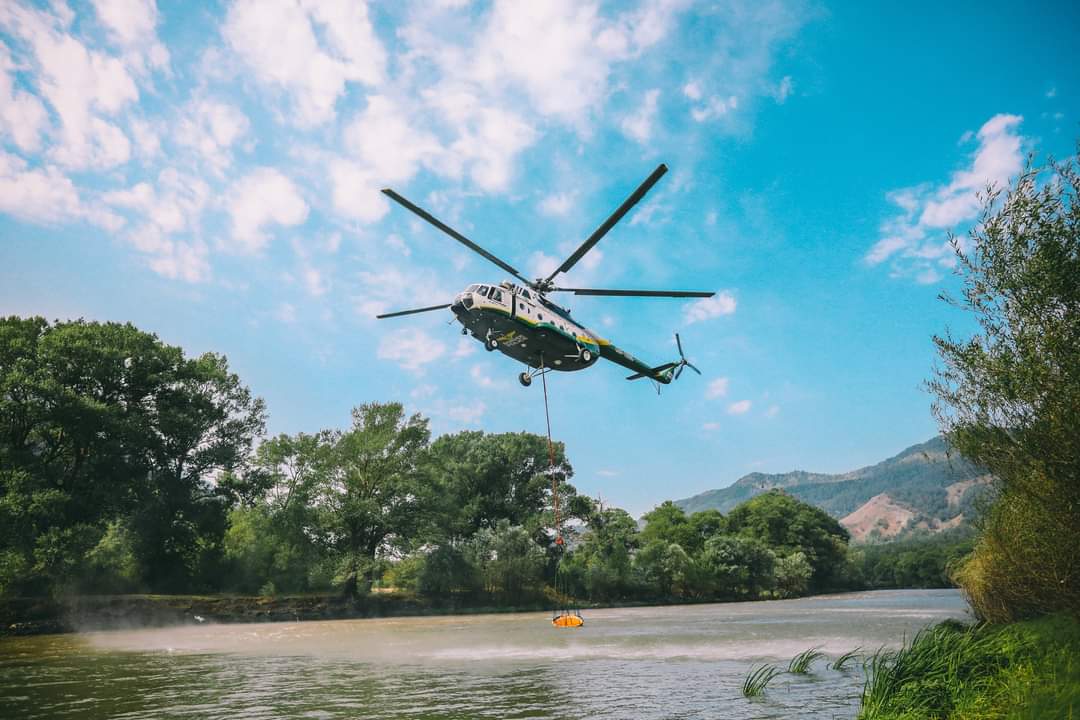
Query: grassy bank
860 615 1080 719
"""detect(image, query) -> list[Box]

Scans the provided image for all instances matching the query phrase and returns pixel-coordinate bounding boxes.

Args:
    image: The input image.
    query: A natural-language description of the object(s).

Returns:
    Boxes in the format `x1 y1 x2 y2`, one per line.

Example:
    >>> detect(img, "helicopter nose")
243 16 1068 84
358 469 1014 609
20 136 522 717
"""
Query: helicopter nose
451 294 472 315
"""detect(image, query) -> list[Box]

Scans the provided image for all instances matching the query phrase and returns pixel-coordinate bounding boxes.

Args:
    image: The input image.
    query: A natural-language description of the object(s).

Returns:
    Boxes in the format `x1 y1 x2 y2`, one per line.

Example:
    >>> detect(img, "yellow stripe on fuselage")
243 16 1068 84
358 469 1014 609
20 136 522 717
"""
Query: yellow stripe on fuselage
474 304 600 350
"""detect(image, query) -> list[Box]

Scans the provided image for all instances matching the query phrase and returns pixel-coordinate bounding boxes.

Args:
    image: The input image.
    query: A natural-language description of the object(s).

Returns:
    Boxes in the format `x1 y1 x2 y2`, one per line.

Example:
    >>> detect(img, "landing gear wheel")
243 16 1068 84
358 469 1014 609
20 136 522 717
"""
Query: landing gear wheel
581 349 592 363
485 337 499 351
518 372 532 387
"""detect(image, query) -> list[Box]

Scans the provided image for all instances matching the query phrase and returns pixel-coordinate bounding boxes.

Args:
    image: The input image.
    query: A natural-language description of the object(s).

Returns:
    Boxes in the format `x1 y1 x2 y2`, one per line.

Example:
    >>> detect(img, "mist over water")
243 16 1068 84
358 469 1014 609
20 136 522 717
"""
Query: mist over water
1 589 969 719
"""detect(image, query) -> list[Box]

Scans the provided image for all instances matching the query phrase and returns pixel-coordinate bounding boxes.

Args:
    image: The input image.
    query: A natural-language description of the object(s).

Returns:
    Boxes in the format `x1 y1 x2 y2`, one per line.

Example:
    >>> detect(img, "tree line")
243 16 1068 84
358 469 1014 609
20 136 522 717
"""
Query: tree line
1 315 967 605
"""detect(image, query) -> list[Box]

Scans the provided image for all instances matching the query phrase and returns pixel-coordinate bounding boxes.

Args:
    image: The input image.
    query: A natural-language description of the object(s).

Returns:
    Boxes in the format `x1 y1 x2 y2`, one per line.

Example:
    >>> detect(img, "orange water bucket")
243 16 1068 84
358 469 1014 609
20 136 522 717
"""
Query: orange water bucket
552 614 584 628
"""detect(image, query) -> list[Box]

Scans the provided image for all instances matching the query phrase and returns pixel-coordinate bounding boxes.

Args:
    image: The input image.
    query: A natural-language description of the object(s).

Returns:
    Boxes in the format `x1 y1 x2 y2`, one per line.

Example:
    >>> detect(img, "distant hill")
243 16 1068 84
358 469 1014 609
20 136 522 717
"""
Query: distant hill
675 436 991 543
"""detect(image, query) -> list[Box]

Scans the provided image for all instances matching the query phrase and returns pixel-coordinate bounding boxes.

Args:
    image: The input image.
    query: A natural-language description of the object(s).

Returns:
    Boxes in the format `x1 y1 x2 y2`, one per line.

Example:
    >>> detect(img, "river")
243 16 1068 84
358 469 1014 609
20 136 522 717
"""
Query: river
0 589 968 719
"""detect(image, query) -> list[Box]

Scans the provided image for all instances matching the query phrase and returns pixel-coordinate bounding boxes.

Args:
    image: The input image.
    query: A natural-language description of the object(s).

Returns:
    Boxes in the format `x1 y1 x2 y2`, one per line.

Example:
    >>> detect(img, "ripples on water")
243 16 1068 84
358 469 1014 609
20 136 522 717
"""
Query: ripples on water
0 589 969 720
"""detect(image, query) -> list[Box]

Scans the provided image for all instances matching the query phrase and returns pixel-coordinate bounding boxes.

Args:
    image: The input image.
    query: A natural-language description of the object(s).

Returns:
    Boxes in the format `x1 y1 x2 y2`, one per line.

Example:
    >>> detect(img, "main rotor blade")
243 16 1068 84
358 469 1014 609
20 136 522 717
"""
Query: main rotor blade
381 189 530 284
545 163 668 283
553 288 715 298
376 303 452 319
676 332 684 357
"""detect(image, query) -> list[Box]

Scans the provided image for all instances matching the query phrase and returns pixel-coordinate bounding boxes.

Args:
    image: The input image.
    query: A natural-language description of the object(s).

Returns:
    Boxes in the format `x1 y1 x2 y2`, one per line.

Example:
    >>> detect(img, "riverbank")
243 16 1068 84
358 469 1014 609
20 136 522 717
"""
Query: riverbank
859 614 1080 719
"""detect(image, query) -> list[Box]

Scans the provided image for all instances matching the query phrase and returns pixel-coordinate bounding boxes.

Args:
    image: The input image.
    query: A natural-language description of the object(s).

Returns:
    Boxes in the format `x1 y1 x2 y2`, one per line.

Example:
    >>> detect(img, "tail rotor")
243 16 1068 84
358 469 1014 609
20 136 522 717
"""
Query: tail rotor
674 333 701 380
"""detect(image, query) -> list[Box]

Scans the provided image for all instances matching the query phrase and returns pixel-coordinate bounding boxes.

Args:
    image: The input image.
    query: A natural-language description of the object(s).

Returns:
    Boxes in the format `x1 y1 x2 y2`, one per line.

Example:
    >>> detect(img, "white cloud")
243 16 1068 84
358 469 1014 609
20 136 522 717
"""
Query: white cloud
727 399 751 415
1045 87 1056 99
223 0 385 126
620 88 660 143
764 404 779 418
228 167 309 252
176 98 249 174
453 337 476 358
1 4 141 169
329 159 388 222
596 469 619 477
410 383 437 399
682 81 702 101
103 168 213 281
528 250 560 279
705 377 729 399
91 0 169 74
300 266 326 296
128 116 161 159
447 399 486 424
380 325 447 371
540 192 574 217
702 421 721 431
343 95 441 183
691 94 737 122
377 328 447 371
470 1 676 126
470 363 507 389
0 150 120 228
142 233 210 282
353 265 453 320
866 114 1025 282
683 291 737 324
0 42 48 152
775 75 793 103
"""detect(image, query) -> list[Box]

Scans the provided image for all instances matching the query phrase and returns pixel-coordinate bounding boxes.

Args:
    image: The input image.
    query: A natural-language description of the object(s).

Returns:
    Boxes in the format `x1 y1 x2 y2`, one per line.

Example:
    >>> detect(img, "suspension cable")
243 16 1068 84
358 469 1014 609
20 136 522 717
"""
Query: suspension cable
540 359 561 546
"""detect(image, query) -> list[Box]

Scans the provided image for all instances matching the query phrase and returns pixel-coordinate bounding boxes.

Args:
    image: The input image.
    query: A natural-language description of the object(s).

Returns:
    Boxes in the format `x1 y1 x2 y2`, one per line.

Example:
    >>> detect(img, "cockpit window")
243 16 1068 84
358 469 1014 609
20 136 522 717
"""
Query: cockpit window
466 284 479 292
521 290 531 300
477 286 489 297
491 289 503 302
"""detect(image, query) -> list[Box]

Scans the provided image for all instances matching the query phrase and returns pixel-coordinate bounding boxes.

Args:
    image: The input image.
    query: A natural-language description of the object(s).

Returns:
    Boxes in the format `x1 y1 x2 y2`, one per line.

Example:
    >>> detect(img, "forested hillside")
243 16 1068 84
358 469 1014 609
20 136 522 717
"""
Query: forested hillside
676 437 991 542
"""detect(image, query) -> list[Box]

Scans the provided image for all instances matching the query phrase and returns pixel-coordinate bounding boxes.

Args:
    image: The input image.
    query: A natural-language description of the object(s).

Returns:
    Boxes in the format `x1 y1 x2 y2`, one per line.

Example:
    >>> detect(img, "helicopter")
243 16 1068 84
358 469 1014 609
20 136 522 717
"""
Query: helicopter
377 163 715 388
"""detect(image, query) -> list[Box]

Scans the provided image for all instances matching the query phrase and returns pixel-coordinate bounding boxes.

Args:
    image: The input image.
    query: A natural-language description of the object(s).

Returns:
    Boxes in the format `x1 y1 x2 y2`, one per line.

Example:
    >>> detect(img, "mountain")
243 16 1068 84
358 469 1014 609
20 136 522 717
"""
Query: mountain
674 436 991 543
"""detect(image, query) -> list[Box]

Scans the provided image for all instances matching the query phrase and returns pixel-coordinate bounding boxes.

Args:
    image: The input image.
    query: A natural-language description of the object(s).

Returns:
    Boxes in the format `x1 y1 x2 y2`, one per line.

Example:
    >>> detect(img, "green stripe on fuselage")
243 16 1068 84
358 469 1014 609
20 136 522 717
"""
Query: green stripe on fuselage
475 305 599 351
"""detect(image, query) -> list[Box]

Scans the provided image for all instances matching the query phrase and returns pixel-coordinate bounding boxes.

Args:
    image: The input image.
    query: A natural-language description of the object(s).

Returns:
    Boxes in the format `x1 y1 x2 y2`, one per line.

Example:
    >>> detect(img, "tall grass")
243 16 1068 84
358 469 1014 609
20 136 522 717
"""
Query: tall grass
859 616 1080 719
830 647 860 671
741 663 782 697
788 646 825 674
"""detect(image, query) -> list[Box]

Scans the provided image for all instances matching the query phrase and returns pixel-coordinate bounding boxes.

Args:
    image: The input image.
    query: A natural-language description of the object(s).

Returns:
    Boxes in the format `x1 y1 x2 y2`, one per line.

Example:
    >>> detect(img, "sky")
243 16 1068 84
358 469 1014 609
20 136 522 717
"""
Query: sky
2 0 1078 516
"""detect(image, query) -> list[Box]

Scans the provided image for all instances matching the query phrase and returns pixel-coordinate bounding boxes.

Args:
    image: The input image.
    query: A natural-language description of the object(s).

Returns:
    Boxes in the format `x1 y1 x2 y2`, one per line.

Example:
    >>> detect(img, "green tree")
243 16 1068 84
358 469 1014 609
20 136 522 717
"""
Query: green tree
774 551 813 598
572 507 640 600
469 520 547 604
640 501 701 552
929 151 1080 621
127 351 266 592
634 539 692 598
698 534 776 599
0 317 264 596
322 403 430 598
422 431 575 546
725 490 849 591
223 432 331 594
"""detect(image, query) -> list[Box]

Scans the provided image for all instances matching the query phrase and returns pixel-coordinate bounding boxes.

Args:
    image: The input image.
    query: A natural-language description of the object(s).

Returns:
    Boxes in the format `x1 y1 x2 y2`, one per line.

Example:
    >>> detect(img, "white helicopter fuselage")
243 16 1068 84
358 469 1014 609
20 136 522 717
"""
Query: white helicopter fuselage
450 281 602 372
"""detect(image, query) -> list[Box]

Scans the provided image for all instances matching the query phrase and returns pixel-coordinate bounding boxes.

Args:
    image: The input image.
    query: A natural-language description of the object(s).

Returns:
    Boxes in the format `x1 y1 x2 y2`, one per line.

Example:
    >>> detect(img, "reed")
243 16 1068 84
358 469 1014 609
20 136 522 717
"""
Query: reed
858 616 1080 719
741 663 782 697
787 646 825 674
829 647 860 671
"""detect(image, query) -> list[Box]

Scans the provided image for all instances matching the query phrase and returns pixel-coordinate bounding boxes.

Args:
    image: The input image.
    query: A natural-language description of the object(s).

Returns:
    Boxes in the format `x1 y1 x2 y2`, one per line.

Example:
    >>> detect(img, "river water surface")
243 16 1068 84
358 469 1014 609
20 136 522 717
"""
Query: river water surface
1 589 969 719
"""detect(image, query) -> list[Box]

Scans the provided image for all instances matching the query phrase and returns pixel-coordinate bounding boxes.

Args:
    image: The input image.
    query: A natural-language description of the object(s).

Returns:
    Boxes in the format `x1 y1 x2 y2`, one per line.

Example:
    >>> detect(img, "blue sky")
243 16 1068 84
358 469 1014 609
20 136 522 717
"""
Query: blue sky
2 1 1077 516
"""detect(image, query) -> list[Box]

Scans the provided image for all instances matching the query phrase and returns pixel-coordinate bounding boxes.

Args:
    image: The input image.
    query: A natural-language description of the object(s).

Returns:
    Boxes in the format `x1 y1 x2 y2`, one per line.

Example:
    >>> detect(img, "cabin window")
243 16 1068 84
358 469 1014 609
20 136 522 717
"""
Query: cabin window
491 289 503 303
477 286 489 297
538 313 543 321
522 290 531 300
